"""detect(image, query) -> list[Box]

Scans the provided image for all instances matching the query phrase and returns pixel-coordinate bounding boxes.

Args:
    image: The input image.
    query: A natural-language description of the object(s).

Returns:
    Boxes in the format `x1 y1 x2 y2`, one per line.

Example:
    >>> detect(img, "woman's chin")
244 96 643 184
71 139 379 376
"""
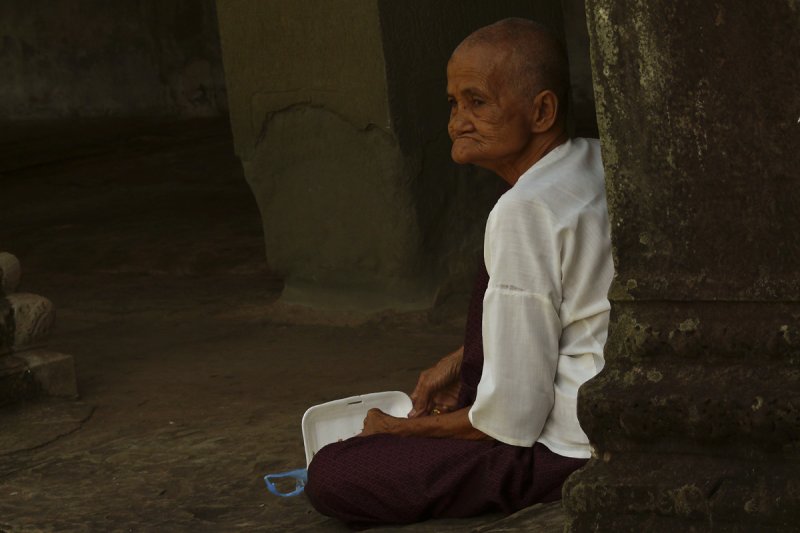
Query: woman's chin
450 147 475 165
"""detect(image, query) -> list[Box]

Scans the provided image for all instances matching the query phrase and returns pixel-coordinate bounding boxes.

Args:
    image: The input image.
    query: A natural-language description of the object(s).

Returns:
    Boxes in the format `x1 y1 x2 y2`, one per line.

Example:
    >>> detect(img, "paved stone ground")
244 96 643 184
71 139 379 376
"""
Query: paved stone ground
0 120 566 532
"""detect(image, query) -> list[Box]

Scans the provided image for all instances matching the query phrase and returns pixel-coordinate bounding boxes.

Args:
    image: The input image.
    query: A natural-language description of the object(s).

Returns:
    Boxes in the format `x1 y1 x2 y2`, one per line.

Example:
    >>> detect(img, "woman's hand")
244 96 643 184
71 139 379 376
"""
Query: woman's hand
408 346 464 418
359 408 401 437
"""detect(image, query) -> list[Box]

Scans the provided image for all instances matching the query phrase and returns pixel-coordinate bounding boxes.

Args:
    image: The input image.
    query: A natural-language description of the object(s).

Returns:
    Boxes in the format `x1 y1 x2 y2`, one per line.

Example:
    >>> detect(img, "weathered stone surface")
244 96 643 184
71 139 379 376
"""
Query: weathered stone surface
365 502 564 532
0 0 227 119
580 361 800 457
475 501 565 532
565 0 800 530
217 0 420 312
7 293 55 348
565 454 800 532
0 298 13 355
579 302 800 458
249 105 430 311
589 0 800 302
0 398 92 455
0 252 21 295
601 302 800 363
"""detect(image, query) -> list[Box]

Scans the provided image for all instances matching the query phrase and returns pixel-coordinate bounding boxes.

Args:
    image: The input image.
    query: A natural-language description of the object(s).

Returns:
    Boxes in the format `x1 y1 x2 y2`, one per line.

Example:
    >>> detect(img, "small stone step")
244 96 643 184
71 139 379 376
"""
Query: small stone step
0 350 78 407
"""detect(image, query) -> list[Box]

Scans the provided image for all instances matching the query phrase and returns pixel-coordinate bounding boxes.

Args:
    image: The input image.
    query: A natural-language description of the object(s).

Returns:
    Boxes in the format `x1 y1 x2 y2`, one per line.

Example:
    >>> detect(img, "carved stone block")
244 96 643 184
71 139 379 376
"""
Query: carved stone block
7 293 55 349
0 252 21 295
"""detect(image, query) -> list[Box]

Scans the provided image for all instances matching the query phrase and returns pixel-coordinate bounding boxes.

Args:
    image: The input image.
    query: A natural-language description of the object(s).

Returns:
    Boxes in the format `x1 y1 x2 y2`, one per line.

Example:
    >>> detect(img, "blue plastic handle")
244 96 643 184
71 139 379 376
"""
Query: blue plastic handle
264 468 308 497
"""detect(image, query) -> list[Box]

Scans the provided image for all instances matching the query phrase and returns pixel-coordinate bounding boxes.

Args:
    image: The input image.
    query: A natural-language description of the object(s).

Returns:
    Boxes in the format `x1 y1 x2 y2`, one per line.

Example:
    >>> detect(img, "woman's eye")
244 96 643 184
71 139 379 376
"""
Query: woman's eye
448 99 457 109
472 98 484 107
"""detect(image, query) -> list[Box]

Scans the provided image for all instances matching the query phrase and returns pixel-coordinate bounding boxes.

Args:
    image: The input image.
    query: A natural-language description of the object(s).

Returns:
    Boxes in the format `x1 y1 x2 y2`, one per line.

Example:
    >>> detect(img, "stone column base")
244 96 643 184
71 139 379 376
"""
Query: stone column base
565 453 800 531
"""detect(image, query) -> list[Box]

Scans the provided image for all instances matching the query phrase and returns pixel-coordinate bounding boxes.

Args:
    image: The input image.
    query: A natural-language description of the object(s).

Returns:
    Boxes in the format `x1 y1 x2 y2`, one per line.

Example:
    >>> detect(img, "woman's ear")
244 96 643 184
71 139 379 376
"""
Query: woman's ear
530 90 560 133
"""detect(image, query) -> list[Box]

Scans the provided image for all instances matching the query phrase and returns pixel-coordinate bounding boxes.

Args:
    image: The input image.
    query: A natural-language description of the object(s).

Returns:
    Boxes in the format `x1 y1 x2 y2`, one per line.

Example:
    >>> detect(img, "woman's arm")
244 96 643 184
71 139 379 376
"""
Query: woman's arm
359 345 489 440
360 406 491 441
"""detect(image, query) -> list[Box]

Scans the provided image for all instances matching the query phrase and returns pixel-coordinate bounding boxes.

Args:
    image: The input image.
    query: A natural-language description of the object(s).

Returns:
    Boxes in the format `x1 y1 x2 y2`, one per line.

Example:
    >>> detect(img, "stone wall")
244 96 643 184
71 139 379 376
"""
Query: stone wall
0 0 227 119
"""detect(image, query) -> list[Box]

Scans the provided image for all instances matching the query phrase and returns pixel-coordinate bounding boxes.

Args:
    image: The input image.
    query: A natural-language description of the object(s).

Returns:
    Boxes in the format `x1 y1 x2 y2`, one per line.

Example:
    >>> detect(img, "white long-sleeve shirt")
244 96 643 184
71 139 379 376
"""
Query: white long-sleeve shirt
468 138 613 459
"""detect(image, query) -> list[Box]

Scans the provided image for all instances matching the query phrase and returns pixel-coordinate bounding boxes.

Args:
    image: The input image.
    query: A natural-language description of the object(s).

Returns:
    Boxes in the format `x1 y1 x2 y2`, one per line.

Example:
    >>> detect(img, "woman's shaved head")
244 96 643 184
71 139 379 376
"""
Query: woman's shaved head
453 18 570 119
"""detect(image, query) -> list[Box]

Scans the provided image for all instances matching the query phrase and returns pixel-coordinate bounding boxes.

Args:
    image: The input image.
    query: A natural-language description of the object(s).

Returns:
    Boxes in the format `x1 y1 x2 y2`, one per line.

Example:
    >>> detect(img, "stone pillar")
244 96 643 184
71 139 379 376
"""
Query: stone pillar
564 1 800 530
215 0 564 313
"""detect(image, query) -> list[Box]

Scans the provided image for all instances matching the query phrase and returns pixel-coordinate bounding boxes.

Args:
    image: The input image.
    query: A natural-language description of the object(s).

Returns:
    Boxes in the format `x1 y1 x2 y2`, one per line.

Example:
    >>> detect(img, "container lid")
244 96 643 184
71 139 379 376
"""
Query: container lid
301 391 412 466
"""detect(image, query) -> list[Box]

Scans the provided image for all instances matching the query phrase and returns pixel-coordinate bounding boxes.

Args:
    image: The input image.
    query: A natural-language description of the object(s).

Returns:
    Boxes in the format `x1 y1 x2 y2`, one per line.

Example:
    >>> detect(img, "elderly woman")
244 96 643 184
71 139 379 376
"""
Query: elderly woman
304 18 613 527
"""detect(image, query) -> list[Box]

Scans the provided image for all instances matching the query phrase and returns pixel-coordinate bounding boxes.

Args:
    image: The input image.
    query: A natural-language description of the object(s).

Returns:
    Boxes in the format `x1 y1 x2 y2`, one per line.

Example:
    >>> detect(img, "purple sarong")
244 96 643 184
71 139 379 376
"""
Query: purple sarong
305 259 587 528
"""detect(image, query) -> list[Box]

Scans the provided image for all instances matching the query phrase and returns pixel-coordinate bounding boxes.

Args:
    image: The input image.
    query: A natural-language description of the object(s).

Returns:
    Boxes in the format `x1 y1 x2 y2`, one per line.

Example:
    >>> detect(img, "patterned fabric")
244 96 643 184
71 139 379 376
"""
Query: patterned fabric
304 257 587 527
305 435 585 528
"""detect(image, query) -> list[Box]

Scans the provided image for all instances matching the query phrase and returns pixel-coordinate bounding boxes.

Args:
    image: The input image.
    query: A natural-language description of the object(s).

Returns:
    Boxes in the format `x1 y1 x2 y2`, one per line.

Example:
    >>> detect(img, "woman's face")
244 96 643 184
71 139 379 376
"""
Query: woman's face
446 44 535 176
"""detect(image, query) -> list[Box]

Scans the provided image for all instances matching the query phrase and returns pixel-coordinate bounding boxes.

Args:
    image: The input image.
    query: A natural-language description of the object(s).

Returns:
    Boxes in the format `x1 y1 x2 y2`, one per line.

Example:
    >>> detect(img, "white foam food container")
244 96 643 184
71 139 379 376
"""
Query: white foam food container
301 391 412 466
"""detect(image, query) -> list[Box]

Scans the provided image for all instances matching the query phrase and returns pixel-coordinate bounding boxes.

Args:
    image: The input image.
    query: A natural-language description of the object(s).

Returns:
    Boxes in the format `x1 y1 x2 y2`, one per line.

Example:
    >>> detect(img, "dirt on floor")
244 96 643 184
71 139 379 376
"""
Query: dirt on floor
0 119 565 532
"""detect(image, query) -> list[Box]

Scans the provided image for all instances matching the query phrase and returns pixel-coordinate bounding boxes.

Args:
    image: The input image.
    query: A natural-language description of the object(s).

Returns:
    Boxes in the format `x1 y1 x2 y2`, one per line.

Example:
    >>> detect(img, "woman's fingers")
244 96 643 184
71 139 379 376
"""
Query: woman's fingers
408 369 437 417
408 389 431 418
431 380 461 410
408 348 464 417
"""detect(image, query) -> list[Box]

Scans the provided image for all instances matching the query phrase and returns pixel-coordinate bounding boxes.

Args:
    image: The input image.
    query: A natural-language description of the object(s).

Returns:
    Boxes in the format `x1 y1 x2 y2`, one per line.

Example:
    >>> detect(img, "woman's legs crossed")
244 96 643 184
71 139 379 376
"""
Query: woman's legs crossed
305 434 586 528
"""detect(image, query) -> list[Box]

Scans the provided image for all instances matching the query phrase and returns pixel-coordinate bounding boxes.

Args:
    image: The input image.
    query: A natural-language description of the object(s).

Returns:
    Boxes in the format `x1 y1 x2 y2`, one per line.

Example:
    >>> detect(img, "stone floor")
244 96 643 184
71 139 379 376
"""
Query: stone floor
0 119 566 532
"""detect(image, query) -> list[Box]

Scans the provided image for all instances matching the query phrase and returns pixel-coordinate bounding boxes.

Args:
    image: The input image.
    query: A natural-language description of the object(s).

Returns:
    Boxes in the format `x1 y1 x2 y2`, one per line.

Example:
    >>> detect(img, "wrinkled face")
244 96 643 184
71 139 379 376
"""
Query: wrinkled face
447 44 534 172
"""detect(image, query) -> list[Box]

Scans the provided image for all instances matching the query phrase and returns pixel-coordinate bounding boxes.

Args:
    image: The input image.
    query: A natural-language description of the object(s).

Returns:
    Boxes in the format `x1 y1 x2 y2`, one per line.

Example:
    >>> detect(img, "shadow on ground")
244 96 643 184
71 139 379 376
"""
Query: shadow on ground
0 119 565 532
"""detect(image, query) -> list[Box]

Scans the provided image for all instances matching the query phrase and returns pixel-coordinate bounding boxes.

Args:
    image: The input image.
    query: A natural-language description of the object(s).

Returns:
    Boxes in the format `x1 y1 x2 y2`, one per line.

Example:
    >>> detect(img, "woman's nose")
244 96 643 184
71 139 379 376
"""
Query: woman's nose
449 109 474 136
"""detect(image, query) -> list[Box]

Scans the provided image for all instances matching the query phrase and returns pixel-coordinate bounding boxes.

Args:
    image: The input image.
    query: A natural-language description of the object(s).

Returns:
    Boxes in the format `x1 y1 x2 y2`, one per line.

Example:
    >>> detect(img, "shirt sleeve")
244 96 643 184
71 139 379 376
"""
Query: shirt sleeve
468 197 563 447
